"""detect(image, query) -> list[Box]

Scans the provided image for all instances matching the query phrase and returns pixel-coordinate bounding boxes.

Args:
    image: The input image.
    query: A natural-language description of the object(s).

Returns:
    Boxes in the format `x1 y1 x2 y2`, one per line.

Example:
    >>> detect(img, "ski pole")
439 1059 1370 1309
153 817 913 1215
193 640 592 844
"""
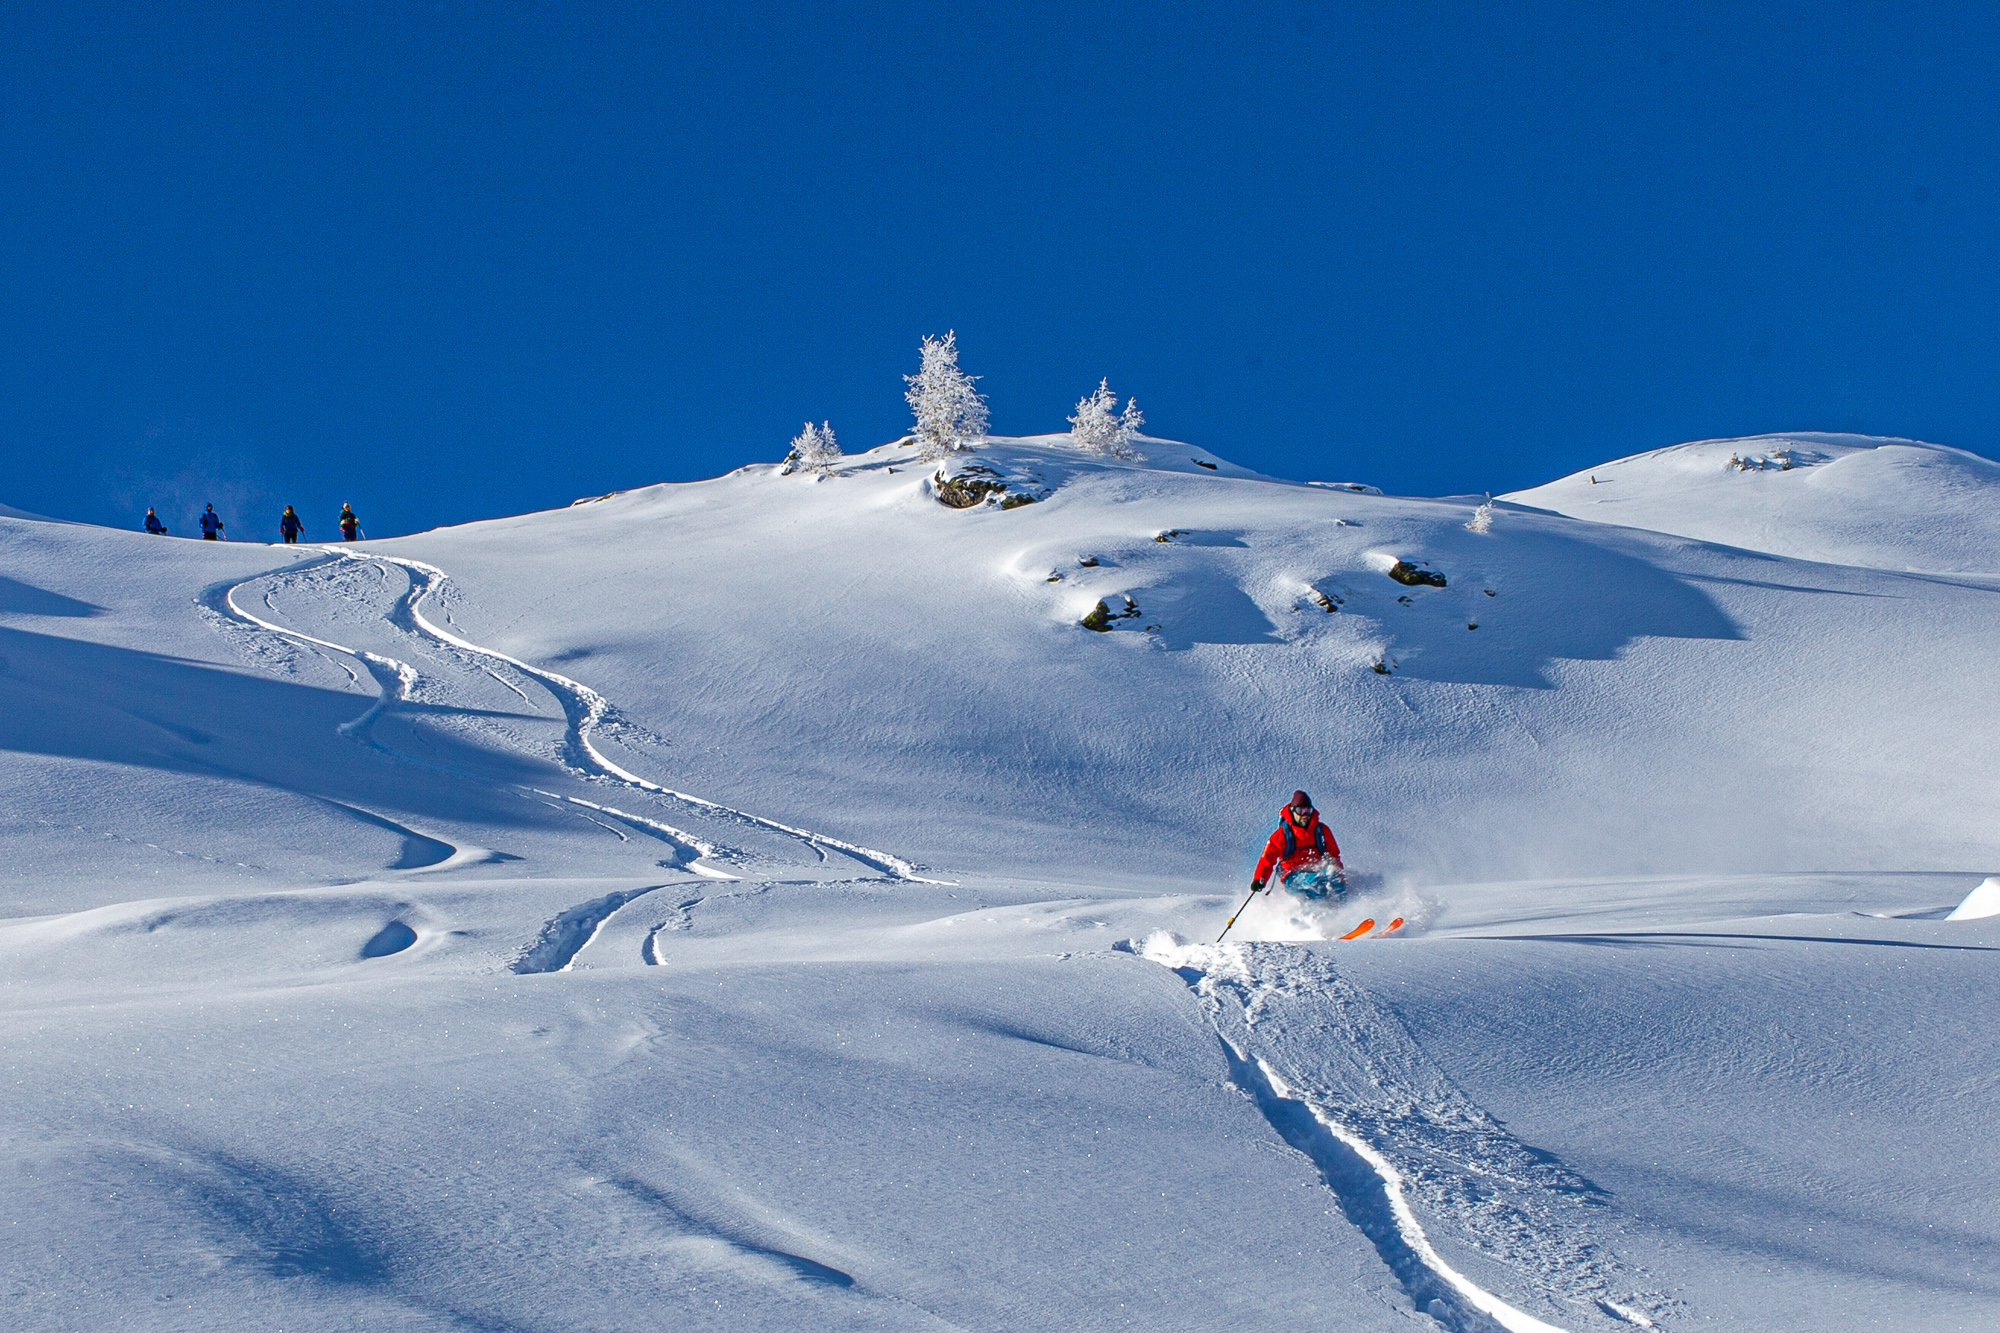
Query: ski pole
1216 883 1260 943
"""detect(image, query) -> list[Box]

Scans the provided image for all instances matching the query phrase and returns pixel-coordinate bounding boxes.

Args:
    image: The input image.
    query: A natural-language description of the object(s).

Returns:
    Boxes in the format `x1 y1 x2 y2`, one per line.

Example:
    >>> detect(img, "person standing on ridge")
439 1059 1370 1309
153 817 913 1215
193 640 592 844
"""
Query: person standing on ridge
199 505 224 541
338 504 359 541
143 508 167 534
279 505 304 543
1249 790 1345 901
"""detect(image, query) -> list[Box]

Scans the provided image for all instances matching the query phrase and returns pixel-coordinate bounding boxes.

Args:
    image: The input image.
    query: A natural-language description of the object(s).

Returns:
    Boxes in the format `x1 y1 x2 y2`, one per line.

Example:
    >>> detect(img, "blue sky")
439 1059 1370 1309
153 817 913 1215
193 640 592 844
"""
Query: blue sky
3 2 1997 539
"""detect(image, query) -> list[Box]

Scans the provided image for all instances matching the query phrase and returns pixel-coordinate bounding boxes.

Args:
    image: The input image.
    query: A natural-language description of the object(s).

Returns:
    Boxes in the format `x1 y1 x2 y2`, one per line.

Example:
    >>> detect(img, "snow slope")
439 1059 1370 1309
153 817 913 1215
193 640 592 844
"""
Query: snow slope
396 432 2000 883
1503 432 2000 574
2 431 1997 1331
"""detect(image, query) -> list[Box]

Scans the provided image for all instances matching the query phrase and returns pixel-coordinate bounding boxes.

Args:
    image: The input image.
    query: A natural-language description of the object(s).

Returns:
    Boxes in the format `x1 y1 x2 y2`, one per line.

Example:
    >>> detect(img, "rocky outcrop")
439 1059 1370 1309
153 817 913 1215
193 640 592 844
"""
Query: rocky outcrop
935 468 1008 508
933 461 1047 510
1081 595 1142 632
1387 561 1446 588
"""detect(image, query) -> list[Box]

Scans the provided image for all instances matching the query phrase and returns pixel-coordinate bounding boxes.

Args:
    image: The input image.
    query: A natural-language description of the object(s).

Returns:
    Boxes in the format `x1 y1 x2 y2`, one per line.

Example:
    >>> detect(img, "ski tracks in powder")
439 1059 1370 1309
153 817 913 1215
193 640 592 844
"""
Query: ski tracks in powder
1134 934 1671 1333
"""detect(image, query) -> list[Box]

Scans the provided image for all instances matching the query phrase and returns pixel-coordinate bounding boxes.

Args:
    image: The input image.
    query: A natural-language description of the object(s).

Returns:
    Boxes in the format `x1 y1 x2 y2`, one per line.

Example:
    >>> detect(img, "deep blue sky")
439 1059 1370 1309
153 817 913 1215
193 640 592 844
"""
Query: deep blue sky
3 2 1997 539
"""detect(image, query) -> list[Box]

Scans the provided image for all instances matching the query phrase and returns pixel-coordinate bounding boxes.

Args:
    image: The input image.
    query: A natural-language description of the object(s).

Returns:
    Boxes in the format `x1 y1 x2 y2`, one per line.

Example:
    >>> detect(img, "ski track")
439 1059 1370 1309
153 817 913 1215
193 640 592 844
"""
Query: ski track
356 550 942 883
513 885 666 974
203 550 939 887
203 540 944 984
1136 934 1666 1332
642 895 708 964
205 560 419 748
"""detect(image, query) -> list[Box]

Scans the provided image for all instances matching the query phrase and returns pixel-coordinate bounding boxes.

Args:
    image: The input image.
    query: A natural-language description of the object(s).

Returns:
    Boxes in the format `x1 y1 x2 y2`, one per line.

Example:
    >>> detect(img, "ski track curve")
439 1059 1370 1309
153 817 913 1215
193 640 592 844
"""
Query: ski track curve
1135 934 1666 1332
203 551 939 885
350 549 940 883
205 558 419 747
513 885 667 973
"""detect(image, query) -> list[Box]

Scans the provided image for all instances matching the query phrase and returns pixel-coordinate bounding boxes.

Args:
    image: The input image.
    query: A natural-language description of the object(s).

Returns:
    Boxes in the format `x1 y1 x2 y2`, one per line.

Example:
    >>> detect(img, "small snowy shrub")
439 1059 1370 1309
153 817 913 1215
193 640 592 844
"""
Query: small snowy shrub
1466 495 1494 533
1068 379 1144 458
905 331 989 462
785 421 841 476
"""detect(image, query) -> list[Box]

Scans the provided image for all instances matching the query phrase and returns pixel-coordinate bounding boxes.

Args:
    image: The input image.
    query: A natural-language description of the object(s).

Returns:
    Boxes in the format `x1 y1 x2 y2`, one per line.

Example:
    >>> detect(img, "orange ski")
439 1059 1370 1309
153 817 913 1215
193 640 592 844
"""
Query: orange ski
1338 918 1376 940
1376 917 1405 935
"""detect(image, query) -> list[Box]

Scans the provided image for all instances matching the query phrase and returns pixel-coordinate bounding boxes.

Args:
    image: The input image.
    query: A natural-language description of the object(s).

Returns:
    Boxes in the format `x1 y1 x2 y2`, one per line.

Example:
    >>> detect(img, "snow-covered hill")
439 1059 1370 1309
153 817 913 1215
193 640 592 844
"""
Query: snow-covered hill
390 432 2000 883
1504 432 2000 574
3 432 1997 1331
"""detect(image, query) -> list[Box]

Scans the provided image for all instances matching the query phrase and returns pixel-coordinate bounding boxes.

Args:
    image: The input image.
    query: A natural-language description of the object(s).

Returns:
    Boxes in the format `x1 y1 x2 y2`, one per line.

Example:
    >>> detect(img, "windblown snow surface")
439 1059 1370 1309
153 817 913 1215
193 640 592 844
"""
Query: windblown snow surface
3 431 1997 1331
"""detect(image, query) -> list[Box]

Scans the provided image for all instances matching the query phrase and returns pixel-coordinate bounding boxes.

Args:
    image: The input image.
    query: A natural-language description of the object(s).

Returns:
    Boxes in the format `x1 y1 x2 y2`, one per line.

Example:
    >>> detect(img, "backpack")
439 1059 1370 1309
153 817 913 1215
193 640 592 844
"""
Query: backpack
1280 817 1326 860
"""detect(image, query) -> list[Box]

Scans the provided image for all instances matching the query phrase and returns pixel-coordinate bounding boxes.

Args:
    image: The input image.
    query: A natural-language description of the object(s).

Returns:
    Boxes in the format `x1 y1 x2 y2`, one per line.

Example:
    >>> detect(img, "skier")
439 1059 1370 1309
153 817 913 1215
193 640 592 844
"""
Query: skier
199 505 224 541
1249 790 1345 901
338 504 359 541
143 508 167 535
279 505 304 543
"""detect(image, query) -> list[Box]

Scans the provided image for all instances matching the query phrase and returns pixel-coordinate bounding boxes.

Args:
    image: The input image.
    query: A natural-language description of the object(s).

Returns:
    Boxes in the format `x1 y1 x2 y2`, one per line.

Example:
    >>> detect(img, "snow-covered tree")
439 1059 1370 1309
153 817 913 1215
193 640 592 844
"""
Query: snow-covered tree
1466 494 1494 533
786 420 841 476
1067 378 1143 458
1117 397 1144 452
904 331 989 462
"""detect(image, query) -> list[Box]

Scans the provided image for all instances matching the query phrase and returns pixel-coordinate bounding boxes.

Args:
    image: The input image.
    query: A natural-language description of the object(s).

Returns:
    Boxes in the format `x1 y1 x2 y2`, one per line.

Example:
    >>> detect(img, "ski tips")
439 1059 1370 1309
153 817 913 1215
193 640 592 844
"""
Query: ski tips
1337 915 1405 941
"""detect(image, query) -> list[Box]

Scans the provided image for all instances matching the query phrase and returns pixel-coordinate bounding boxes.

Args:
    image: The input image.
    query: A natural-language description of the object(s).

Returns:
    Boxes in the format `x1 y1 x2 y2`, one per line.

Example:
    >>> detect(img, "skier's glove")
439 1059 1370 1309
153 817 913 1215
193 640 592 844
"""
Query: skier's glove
1250 877 1265 892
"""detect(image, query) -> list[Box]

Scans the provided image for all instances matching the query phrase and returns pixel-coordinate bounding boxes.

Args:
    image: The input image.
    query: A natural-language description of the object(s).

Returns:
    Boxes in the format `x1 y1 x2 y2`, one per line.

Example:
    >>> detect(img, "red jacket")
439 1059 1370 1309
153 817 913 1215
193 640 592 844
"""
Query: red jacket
1254 807 1341 882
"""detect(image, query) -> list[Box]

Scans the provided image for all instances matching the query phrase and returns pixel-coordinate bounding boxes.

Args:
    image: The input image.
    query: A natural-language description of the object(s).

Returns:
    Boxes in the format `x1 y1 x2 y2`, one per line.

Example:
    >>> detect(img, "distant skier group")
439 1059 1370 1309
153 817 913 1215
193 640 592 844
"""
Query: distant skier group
144 503 361 543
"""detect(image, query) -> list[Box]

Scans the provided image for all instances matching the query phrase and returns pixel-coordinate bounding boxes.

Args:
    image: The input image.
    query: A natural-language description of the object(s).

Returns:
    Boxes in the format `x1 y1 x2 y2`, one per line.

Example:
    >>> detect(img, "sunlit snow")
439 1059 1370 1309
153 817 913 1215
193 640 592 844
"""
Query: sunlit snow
3 432 1996 1331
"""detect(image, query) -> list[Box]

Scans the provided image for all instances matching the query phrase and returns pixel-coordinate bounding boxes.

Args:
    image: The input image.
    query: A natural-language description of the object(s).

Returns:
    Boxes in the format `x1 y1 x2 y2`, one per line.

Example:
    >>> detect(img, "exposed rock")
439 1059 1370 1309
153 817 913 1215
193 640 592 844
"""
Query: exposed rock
1154 529 1189 543
932 455 1054 511
1077 555 1100 568
934 468 1008 509
1082 595 1142 633
1387 561 1447 588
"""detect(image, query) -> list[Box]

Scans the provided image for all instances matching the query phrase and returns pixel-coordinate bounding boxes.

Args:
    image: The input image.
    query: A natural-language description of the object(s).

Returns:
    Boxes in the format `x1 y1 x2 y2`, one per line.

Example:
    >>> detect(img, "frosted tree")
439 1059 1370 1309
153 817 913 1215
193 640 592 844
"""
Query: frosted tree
904 331 989 461
786 420 841 476
1466 494 1494 533
1117 396 1144 453
1068 378 1143 458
